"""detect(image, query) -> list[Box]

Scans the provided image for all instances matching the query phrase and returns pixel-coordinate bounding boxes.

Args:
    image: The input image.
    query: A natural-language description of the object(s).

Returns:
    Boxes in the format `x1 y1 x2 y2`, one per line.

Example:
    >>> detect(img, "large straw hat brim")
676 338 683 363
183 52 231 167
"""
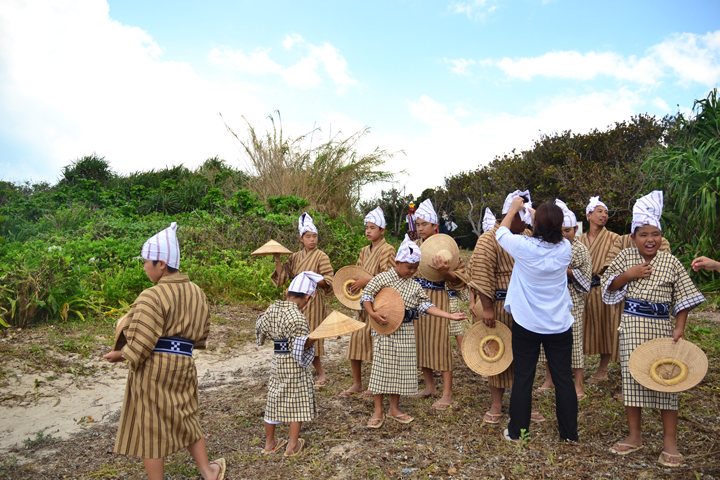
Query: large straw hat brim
113 314 129 350
370 287 405 335
309 310 366 340
333 266 373 310
252 240 293 256
629 337 708 393
418 234 459 282
462 321 513 376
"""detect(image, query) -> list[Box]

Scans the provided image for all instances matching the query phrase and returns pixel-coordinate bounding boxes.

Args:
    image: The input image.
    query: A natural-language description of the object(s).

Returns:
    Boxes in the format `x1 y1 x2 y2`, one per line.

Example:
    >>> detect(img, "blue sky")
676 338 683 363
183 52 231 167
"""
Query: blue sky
1 0 719 196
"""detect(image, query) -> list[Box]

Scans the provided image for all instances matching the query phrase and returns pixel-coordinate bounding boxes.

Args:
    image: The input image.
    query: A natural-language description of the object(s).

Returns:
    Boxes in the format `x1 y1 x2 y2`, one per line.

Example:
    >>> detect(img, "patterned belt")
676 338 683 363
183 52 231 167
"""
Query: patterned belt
153 336 194 357
274 339 291 355
447 290 458 298
590 275 602 288
403 309 419 323
494 289 507 301
414 278 446 290
623 298 670 319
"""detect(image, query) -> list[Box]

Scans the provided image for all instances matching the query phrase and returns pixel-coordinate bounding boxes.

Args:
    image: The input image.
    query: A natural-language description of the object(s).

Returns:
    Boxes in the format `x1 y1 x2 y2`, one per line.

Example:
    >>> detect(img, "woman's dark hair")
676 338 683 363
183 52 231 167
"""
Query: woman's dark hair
152 260 179 273
532 202 564 244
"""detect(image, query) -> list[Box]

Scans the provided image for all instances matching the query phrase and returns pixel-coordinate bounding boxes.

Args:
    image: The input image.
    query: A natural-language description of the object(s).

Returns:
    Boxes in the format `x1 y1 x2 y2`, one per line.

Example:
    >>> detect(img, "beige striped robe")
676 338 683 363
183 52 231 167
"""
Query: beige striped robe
272 248 334 356
579 227 619 360
468 221 531 389
414 236 468 372
114 274 210 459
347 239 396 362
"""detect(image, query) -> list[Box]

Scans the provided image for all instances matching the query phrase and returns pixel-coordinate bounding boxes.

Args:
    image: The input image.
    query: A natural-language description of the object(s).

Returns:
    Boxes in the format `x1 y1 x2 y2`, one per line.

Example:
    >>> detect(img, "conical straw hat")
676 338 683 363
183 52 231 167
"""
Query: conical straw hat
309 310 366 340
252 239 293 256
113 314 129 350
629 337 708 393
462 321 513 376
370 287 405 335
418 234 459 282
333 266 373 310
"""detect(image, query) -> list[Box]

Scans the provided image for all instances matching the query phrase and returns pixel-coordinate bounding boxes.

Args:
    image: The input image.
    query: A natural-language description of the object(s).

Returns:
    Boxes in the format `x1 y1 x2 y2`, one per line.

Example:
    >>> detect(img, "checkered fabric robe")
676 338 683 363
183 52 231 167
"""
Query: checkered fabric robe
361 269 434 395
448 287 468 337
272 248 334 356
579 227 619 360
346 239 396 362
601 249 705 409
468 221 531 388
256 301 316 422
413 236 468 372
539 238 592 368
114 274 210 459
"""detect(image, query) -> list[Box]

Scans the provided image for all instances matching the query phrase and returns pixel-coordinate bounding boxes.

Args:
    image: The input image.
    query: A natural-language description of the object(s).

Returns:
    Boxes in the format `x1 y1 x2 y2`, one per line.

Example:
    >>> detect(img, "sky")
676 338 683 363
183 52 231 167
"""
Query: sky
1 0 719 197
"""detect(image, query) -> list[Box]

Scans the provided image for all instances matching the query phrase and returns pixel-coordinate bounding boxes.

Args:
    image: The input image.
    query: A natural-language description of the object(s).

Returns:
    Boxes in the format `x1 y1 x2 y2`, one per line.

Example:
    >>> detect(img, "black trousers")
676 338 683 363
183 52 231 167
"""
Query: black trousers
507 322 578 441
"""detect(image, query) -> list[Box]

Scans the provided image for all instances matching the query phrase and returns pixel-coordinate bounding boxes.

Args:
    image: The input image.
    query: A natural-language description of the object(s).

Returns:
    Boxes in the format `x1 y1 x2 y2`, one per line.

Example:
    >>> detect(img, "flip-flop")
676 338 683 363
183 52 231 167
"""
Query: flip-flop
387 413 414 424
314 380 328 388
531 411 546 422
432 401 454 411
610 442 644 455
536 386 554 394
209 458 226 480
658 451 683 467
413 392 437 399
360 390 374 398
577 392 587 401
339 390 359 397
283 438 305 457
365 415 385 429
262 438 287 455
587 374 608 384
483 412 502 424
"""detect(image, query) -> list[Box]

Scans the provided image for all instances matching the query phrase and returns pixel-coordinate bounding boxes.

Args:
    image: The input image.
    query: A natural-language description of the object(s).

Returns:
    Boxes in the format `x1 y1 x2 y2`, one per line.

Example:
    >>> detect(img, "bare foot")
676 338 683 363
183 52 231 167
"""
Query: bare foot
587 370 608 383
414 388 438 398
536 382 554 393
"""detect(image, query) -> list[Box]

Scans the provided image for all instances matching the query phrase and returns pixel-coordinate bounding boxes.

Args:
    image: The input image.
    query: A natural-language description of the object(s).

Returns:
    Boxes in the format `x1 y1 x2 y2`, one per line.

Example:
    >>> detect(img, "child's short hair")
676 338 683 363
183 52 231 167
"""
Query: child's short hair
286 291 307 300
152 260 179 273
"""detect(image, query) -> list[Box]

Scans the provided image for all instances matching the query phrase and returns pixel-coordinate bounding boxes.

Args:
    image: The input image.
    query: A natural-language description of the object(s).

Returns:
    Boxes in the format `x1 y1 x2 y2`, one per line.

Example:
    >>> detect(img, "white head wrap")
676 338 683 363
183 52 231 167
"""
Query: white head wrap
364 206 386 229
298 212 318 237
586 196 609 215
141 222 180 269
555 199 577 228
482 208 497 233
632 190 663 233
395 234 422 263
413 199 438 224
502 190 533 225
288 271 324 296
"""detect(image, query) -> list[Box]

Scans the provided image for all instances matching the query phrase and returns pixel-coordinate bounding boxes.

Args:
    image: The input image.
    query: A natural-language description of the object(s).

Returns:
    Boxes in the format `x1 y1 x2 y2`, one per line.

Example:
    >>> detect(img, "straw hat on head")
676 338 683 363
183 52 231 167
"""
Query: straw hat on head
252 240 293 256
333 266 373 310
462 321 513 376
370 287 405 335
629 338 708 393
418 234 459 282
309 310 366 340
113 314 130 351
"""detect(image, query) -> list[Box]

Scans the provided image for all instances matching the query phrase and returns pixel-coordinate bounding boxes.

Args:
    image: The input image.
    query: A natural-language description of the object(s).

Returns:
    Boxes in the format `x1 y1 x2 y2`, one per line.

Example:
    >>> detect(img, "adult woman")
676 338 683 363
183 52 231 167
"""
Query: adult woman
496 198 578 442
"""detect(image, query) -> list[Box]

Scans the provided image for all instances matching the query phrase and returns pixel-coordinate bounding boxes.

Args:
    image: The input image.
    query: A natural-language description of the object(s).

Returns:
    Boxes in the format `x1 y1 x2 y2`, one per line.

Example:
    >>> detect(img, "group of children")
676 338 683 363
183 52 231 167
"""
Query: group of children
103 189 710 477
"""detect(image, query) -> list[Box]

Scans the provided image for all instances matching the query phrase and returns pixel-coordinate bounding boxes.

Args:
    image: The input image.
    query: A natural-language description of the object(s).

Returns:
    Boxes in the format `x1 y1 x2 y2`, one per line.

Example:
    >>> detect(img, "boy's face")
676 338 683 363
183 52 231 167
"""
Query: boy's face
631 225 663 257
562 225 578 242
416 218 437 240
300 232 318 250
143 259 166 282
395 261 419 279
365 223 385 243
586 206 608 227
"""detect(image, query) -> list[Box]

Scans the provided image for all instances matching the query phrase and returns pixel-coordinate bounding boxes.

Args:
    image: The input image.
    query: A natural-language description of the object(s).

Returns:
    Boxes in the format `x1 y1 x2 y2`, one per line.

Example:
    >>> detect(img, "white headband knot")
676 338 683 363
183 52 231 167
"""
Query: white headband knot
395 234 422 263
482 208 497 233
632 191 663 233
502 190 533 225
555 199 577 228
141 222 180 269
586 196 609 215
364 206 386 229
298 212 318 237
288 271 324 296
413 199 438 224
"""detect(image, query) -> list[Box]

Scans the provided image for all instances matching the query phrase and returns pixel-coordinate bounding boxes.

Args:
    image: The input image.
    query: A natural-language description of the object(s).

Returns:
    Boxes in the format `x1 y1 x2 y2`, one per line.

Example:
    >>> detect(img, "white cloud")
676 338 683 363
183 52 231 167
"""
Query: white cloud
652 97 670 111
283 33 304 50
652 31 720 87
208 47 282 75
450 0 499 19
444 57 476 76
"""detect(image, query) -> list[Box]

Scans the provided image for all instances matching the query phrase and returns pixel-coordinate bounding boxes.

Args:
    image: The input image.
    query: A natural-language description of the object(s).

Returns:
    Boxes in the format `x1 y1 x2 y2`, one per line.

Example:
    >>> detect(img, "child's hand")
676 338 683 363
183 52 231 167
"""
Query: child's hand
692 256 720 272
482 307 495 328
429 253 450 274
371 312 388 325
449 312 468 321
672 327 685 344
348 277 366 294
627 262 652 279
102 350 123 363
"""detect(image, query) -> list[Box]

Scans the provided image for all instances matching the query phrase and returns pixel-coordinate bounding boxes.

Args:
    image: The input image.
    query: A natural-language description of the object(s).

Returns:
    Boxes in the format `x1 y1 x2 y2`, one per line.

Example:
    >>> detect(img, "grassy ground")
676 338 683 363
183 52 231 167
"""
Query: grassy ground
0 306 718 479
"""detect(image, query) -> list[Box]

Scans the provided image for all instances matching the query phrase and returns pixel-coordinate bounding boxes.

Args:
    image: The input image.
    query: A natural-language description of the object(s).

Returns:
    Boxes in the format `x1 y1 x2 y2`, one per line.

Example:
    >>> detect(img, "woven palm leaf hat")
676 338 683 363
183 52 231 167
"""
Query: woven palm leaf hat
333 266 373 310
418 234 459 282
309 310 366 340
113 314 130 350
251 240 293 256
629 338 708 393
369 287 405 335
462 318 513 376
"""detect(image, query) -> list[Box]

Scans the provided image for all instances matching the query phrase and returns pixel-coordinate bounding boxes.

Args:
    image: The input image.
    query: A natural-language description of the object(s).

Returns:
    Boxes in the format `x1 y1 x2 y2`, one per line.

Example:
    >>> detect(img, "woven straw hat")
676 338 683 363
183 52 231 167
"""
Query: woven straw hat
370 287 405 335
462 321 513 376
333 266 373 310
309 310 366 340
252 239 293 256
629 337 708 393
113 314 129 350
418 234 459 282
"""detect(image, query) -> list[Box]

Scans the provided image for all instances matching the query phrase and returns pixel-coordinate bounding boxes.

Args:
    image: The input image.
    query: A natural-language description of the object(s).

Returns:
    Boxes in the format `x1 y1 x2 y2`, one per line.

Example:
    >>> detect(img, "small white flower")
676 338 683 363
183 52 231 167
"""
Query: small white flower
88 257 97 264
47 245 62 252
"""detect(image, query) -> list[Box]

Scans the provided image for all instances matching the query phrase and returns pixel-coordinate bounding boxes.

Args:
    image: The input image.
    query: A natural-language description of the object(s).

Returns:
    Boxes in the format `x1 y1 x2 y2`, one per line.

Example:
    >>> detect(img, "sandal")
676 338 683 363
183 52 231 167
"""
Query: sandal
314 380 328 388
483 412 502 424
587 373 608 384
658 451 683 467
531 411 546 422
209 458 226 480
283 438 305 457
536 385 554 394
610 442 643 455
339 390 359 397
576 392 587 401
262 438 287 455
387 412 414 424
366 415 385 429
431 401 454 411
360 390 374 398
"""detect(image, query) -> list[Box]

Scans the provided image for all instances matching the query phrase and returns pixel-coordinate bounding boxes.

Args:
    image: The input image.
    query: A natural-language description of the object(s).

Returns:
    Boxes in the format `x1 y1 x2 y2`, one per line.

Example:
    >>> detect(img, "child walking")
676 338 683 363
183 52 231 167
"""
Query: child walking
256 271 323 456
103 223 225 480
272 212 334 387
602 191 705 467
361 235 468 428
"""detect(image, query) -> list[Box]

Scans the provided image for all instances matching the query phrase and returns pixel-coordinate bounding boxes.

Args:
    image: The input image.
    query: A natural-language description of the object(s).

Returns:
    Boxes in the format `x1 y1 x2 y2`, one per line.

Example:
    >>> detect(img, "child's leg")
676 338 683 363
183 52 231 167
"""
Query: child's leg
590 354 611 381
142 458 164 480
488 385 504 416
573 368 584 395
187 438 222 480
344 359 363 393
286 422 303 455
456 334 463 352
312 356 327 384
372 394 384 419
436 371 453 405
264 421 278 451
539 363 554 390
417 367 438 396
613 406 642 450
660 409 679 457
